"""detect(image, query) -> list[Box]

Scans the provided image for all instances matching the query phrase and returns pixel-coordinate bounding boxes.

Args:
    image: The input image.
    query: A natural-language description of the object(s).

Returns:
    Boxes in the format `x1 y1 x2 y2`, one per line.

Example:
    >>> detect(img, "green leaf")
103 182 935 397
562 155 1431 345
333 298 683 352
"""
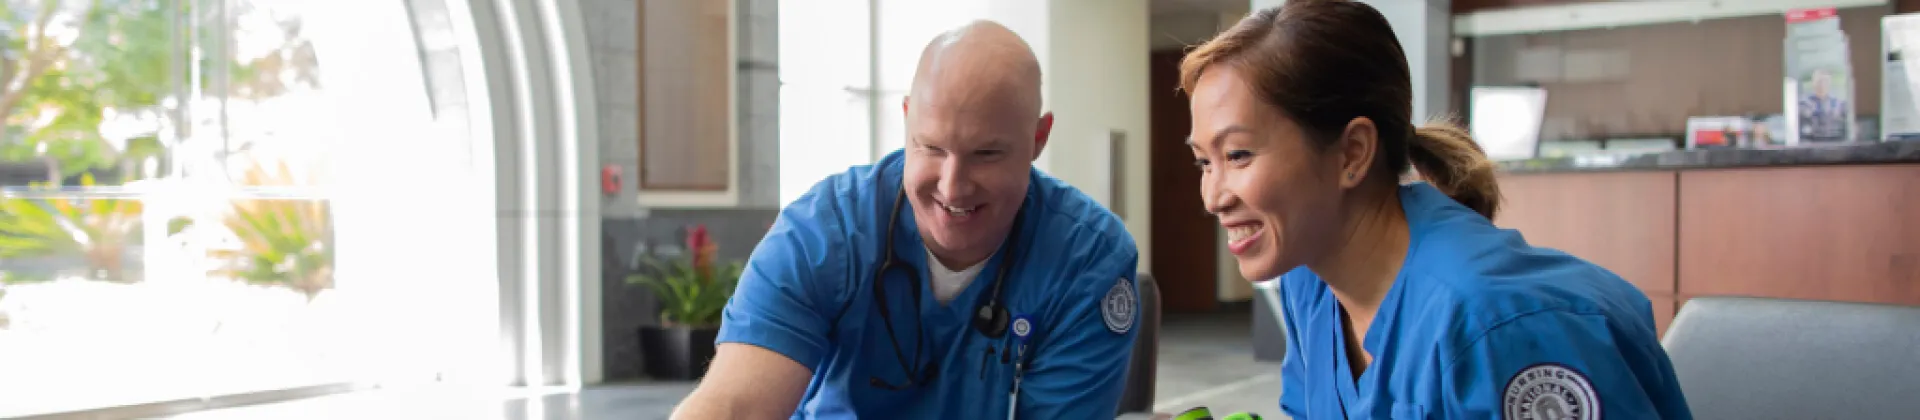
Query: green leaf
626 252 744 326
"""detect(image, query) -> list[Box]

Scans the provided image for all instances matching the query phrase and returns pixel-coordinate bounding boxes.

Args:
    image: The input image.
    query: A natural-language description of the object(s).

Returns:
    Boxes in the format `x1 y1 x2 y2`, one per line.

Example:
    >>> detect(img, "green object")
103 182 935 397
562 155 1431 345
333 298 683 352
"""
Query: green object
1173 407 1214 420
0 173 143 283
626 225 745 328
1172 407 1261 420
205 162 335 299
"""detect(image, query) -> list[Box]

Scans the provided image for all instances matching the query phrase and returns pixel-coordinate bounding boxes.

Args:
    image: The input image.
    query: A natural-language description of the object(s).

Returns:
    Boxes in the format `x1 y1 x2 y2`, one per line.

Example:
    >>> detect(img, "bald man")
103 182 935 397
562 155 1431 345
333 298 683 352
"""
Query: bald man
671 20 1142 420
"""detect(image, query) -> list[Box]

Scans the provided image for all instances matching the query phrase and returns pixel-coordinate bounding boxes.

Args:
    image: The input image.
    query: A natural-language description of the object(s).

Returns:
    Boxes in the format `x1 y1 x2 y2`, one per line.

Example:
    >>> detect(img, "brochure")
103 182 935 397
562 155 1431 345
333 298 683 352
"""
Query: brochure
1784 8 1857 144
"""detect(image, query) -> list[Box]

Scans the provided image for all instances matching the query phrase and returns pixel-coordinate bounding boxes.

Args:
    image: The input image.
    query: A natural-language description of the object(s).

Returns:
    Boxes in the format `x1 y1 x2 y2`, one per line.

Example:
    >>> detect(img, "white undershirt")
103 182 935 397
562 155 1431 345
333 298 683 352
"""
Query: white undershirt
927 248 986 305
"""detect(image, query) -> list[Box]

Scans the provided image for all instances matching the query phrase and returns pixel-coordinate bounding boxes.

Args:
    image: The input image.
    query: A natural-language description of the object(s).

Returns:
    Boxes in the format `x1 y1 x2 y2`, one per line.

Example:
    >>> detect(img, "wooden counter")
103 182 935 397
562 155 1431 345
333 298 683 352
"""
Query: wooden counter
1495 163 1920 335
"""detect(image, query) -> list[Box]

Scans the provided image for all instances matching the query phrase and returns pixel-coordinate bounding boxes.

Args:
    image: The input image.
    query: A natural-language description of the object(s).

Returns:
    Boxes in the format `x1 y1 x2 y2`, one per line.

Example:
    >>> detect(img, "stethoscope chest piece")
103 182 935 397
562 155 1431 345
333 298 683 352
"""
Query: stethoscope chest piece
975 303 1010 338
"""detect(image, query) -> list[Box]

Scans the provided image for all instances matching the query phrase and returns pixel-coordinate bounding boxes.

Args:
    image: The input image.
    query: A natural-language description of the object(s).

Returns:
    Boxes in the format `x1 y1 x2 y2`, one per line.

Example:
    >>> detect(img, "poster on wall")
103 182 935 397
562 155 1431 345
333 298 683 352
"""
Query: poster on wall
1784 8 1857 144
1883 14 1920 141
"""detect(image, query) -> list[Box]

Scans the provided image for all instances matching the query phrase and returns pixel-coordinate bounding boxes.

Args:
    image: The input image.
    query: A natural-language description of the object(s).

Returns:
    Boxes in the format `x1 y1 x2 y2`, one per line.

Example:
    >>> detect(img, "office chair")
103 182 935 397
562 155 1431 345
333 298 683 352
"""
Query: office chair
1661 296 1920 419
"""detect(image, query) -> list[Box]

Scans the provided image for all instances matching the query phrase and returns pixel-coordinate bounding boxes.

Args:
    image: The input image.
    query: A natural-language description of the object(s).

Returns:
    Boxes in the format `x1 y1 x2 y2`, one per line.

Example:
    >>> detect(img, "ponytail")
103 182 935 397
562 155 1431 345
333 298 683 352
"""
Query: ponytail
1407 122 1502 220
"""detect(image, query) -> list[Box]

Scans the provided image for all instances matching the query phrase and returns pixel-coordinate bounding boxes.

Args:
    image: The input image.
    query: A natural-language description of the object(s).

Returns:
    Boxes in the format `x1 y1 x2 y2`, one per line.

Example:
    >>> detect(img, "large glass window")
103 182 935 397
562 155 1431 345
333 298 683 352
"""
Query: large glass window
775 1 991 207
776 0 870 207
0 0 490 416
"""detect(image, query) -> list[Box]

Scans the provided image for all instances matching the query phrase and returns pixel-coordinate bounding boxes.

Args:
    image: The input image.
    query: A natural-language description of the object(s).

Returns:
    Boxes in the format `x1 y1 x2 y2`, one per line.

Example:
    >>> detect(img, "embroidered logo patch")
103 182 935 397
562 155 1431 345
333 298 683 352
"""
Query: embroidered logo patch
1101 277 1136 334
1502 363 1600 420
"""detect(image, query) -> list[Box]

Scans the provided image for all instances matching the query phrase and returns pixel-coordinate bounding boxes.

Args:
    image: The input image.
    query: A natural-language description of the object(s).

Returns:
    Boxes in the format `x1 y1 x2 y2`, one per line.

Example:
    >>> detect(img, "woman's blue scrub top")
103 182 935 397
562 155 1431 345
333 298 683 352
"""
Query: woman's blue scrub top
1272 182 1693 419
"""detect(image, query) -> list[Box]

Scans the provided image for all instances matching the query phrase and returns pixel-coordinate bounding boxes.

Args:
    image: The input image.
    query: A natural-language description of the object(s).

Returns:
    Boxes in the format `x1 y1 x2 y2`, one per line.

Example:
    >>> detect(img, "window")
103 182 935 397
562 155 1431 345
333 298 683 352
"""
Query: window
0 0 490 415
776 0 872 207
776 1 990 207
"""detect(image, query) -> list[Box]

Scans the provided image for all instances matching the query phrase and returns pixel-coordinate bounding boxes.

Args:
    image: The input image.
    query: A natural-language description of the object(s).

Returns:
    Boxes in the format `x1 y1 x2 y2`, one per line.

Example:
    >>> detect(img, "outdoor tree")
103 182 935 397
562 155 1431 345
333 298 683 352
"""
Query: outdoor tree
0 0 319 292
2 0 172 183
0 0 317 185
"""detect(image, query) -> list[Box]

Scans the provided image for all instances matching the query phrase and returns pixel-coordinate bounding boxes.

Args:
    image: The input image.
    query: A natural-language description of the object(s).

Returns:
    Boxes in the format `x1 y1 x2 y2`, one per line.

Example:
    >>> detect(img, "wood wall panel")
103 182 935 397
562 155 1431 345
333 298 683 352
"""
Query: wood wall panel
1453 0 1607 15
1496 171 1679 332
1497 172 1679 294
1471 6 1890 141
1650 294 1676 338
1677 165 1920 305
638 0 733 191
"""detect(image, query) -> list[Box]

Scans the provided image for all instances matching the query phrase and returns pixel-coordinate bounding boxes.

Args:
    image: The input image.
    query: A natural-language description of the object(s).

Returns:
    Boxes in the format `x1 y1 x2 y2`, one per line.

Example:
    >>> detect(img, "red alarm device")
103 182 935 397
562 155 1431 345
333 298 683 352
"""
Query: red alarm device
601 164 622 196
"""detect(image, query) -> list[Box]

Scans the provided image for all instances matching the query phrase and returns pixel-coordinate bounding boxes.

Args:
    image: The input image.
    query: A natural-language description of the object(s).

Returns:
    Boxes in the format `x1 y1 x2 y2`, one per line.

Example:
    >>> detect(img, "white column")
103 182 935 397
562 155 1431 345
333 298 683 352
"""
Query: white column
1360 0 1452 122
984 0 1053 173
1041 0 1151 273
1246 0 1451 121
462 0 599 388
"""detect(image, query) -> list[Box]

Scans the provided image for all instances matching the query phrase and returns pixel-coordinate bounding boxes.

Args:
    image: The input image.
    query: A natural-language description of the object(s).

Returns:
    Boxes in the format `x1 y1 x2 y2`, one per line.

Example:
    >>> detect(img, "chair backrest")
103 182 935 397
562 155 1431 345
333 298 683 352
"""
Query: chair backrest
1118 272 1162 414
1661 296 1920 419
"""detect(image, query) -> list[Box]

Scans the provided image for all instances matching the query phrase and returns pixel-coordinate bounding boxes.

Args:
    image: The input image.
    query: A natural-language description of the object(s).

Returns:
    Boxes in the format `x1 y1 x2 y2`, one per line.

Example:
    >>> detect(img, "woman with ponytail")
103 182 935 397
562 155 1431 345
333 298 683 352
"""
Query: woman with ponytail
1179 1 1692 419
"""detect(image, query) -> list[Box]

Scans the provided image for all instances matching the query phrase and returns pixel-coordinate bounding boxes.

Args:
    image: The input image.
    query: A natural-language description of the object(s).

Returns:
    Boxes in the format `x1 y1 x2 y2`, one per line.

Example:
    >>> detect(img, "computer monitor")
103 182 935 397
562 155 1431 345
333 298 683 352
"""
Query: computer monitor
1469 86 1549 161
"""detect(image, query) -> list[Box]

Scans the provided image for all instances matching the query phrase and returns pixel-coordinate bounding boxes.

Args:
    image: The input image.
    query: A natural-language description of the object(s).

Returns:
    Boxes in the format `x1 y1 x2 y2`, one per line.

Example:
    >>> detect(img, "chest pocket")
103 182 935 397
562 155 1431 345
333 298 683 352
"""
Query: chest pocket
1391 403 1427 420
953 328 1017 408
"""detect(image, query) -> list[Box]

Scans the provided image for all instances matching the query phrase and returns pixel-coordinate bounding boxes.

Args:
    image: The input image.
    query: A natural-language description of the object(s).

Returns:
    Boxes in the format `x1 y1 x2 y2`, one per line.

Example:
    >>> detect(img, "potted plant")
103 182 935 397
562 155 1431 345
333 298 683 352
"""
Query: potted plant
627 224 743 380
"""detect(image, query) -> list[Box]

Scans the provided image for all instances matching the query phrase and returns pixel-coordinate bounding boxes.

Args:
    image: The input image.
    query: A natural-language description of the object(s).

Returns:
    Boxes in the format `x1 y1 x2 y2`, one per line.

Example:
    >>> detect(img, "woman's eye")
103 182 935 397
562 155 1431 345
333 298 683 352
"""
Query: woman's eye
1192 158 1211 169
1226 150 1253 162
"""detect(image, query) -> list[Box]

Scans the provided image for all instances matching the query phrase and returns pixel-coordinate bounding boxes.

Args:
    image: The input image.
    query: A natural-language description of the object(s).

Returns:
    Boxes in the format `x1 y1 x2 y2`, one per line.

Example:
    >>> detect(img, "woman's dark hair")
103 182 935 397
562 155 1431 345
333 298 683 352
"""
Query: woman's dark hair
1177 0 1502 219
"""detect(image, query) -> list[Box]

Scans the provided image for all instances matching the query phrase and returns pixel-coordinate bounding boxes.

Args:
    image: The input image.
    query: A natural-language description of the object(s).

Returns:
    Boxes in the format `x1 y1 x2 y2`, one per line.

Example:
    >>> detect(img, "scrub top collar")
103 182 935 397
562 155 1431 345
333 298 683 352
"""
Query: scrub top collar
1351 182 1445 353
1328 182 1449 402
887 178 1042 313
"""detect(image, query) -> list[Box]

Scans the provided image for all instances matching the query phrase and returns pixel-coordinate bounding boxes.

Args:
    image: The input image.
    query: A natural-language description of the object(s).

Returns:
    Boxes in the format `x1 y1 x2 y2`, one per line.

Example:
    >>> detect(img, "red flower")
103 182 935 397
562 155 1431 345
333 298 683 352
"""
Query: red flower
687 224 717 281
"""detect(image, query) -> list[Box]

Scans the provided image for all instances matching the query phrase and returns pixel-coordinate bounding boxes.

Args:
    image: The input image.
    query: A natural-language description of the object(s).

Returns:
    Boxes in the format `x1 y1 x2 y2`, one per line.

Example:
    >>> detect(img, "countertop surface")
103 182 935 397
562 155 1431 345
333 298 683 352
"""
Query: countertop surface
1497 140 1920 174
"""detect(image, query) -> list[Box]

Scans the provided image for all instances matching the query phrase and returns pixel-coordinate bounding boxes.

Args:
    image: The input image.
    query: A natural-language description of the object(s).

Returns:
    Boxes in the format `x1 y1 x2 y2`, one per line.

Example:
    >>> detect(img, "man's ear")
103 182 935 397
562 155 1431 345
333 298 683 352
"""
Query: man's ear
902 96 910 115
1337 117 1378 189
1032 112 1055 161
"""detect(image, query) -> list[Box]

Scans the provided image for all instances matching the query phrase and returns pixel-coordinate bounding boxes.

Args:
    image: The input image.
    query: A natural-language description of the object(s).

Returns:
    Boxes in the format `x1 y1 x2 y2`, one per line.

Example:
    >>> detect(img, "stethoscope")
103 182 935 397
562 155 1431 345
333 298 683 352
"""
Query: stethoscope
858 189 1034 417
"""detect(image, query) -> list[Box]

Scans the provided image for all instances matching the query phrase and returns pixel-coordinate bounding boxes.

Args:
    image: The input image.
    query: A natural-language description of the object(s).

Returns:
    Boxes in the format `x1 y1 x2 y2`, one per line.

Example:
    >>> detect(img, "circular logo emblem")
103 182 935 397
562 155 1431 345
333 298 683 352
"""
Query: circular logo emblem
1011 317 1032 338
1502 363 1600 420
1101 277 1136 334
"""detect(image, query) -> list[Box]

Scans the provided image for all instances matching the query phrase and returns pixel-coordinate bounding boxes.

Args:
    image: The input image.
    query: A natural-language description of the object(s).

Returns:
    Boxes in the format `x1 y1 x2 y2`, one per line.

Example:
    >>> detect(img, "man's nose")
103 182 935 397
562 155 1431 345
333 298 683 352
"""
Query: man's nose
938 157 976 200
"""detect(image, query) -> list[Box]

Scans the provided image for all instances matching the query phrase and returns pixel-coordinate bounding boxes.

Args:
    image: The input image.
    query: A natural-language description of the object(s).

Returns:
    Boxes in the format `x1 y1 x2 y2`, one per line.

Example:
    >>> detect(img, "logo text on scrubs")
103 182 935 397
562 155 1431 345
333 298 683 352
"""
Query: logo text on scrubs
1501 363 1599 420
1102 277 1135 334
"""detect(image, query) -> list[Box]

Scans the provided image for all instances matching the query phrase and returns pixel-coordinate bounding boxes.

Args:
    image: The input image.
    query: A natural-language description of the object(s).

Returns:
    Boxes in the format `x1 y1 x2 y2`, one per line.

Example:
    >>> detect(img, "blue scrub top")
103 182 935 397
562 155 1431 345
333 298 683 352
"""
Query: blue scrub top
717 149 1142 419
1273 183 1692 419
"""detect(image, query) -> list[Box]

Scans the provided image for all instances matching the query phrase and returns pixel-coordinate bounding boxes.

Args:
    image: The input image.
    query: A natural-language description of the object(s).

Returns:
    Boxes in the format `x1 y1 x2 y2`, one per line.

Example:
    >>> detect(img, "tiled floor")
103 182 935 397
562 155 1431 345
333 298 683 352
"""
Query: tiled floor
158 311 1281 420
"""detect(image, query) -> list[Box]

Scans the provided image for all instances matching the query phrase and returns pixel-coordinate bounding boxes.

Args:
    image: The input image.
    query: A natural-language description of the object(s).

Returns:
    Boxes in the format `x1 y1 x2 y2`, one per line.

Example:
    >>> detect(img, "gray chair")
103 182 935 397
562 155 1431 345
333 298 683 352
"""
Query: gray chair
1661 296 1920 419
1117 272 1161 414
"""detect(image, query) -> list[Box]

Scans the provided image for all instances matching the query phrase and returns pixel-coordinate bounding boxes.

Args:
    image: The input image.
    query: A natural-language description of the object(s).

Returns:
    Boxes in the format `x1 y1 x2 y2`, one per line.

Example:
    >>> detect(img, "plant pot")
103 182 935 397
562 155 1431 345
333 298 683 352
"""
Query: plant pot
639 324 720 380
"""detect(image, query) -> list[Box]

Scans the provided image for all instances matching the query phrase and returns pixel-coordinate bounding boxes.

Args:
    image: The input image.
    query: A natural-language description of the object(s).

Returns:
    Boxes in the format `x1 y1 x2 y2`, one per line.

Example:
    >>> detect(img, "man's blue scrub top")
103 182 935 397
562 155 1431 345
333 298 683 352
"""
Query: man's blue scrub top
716 149 1142 419
1273 182 1693 419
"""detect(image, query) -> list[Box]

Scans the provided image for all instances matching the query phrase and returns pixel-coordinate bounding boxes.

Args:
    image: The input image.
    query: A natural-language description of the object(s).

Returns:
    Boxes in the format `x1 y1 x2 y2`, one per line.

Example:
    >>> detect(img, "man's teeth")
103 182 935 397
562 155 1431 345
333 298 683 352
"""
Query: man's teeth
942 204 978 216
1227 225 1260 242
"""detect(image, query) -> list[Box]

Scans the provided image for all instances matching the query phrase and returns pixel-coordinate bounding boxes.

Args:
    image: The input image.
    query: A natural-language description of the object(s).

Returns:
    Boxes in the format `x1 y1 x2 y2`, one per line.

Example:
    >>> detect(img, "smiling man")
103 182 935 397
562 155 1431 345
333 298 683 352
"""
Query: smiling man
668 20 1143 420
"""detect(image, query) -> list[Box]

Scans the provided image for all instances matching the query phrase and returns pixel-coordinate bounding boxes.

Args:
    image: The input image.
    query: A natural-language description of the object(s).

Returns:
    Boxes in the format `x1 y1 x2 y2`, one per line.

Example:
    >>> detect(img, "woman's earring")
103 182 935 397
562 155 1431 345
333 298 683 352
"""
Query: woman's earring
1346 173 1356 180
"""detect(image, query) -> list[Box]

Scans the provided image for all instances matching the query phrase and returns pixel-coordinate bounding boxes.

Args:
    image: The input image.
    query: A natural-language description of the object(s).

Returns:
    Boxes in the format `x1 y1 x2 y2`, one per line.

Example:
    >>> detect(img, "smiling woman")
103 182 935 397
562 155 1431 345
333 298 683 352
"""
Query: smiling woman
1179 1 1691 419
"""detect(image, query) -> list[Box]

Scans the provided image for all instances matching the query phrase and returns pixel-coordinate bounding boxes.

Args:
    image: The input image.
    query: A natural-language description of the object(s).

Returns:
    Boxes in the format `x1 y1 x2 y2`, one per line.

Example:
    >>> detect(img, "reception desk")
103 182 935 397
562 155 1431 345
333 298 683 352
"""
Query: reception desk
1252 141 1920 361
1496 141 1920 335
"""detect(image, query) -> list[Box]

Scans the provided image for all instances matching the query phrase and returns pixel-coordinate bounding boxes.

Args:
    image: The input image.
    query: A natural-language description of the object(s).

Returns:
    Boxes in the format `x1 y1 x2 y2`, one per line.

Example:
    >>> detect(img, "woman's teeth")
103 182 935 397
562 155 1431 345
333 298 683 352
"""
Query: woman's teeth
942 204 978 216
1227 225 1261 242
